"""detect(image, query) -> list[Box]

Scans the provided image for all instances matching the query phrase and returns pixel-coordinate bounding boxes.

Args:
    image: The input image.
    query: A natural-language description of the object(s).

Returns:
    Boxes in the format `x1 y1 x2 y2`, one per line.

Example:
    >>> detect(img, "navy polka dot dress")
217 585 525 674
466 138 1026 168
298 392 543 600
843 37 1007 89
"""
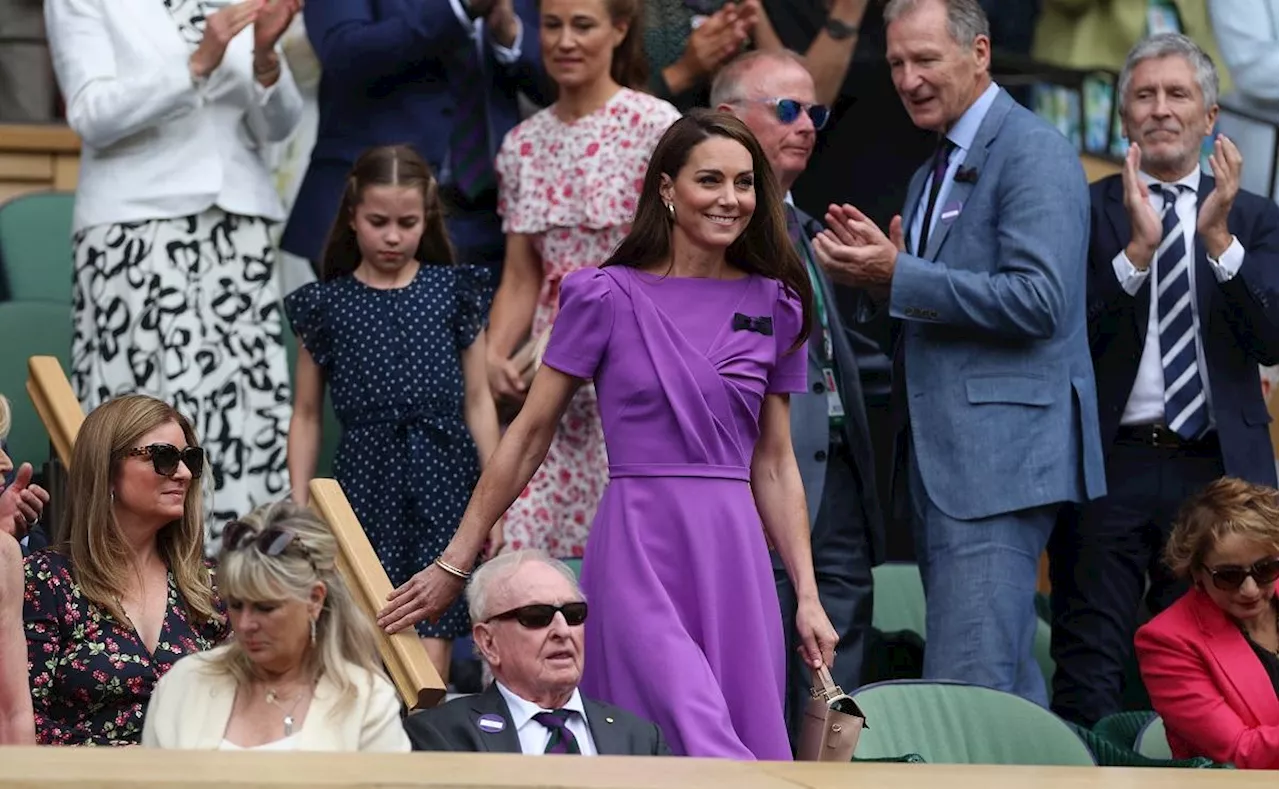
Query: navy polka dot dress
284 264 485 639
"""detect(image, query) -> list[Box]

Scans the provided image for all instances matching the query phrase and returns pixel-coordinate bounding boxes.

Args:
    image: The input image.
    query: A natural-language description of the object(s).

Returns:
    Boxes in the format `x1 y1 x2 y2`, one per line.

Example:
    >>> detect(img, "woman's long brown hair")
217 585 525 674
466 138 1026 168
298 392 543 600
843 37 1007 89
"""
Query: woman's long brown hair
601 110 814 350
320 145 455 282
63 395 220 628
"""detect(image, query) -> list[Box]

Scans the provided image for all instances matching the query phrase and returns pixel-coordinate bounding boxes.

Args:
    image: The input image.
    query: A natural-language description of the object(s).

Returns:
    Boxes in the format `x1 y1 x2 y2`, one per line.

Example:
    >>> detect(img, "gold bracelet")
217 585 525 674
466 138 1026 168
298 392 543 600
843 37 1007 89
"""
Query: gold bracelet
434 557 471 580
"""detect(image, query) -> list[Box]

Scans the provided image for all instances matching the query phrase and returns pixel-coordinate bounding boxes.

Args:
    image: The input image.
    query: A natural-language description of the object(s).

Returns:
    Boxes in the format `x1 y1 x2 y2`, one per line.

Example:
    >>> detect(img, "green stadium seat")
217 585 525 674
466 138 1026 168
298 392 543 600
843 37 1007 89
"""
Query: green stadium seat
0 192 74 304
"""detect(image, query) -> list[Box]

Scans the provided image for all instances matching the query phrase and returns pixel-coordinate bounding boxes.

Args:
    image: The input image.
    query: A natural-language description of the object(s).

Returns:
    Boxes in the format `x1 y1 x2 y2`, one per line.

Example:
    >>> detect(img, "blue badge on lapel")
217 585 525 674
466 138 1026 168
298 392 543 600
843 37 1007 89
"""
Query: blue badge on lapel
477 714 506 733
939 200 963 224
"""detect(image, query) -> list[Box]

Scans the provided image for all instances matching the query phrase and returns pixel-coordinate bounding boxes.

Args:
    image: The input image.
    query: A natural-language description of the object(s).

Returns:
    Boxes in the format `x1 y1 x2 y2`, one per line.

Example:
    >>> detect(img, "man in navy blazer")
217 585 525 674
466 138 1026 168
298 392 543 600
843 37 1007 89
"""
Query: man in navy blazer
713 50 884 748
1048 33 1279 728
282 0 545 285
812 0 1105 706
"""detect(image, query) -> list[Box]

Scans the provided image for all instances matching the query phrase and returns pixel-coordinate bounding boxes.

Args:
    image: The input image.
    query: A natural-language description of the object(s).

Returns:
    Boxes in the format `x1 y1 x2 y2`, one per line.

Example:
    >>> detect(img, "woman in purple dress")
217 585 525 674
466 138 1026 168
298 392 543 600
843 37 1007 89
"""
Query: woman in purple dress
380 111 837 760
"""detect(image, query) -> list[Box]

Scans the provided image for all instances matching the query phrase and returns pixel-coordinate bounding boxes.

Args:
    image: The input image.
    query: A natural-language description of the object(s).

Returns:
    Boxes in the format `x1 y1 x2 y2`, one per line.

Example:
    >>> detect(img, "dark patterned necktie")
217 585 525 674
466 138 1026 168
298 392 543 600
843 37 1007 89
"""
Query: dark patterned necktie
1154 184 1208 439
448 38 495 200
534 709 582 754
917 137 955 255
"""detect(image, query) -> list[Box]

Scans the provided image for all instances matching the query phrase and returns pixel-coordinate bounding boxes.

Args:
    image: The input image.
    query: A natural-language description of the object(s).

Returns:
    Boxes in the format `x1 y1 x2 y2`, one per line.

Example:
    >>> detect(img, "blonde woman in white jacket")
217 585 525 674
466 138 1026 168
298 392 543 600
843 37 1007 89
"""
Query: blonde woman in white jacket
44 0 304 543
143 500 409 752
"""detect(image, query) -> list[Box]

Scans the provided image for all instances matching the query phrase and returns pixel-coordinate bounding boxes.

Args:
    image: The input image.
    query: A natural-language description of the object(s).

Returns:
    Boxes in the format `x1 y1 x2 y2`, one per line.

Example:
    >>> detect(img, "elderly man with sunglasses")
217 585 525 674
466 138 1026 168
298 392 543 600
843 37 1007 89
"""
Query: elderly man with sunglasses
712 49 884 750
404 551 668 756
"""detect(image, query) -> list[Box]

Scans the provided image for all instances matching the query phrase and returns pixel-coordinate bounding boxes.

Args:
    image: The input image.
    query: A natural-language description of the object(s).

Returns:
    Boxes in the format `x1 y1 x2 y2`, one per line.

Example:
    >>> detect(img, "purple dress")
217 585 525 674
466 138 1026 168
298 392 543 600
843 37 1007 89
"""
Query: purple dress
540 265 808 760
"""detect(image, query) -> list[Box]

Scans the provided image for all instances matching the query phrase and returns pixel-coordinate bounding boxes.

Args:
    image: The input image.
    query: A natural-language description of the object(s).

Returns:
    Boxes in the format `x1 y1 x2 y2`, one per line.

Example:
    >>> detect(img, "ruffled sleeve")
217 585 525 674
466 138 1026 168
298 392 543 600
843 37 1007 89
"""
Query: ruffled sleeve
541 268 615 380
768 281 809 394
452 265 489 350
283 281 331 369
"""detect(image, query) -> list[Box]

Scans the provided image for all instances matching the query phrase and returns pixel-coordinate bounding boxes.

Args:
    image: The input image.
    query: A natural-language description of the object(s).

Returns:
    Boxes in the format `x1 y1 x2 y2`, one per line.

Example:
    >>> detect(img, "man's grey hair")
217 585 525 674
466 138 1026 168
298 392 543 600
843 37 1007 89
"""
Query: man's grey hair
466 549 583 623
709 49 810 108
1118 33 1219 112
884 0 990 48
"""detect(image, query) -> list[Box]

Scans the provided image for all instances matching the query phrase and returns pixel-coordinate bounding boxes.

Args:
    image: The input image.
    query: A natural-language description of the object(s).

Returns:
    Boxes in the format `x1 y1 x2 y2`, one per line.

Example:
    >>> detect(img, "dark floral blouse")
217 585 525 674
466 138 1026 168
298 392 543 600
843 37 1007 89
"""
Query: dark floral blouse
23 550 228 746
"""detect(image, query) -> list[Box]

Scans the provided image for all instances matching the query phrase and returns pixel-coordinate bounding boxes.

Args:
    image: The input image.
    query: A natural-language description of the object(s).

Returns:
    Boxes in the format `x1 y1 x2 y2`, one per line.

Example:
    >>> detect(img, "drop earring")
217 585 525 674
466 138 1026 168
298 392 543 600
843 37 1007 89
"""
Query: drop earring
665 202 675 221
310 617 317 647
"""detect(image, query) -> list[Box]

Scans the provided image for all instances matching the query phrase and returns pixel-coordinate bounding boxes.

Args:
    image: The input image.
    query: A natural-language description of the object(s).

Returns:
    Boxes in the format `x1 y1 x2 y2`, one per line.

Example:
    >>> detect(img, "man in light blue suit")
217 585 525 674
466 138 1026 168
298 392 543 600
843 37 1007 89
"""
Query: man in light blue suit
811 0 1106 705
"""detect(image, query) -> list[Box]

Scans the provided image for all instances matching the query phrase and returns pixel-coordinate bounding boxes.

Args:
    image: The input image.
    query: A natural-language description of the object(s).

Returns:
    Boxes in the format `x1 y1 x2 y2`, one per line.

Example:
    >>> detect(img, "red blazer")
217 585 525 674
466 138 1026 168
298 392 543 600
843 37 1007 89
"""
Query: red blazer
1135 588 1278 769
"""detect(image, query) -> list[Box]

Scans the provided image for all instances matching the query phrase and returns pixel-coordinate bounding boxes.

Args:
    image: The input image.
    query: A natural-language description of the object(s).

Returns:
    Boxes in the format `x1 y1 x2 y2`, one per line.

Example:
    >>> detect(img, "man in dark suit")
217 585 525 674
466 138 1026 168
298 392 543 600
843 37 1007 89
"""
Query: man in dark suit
712 49 883 747
405 551 668 756
812 0 1105 706
282 0 544 288
1048 33 1279 728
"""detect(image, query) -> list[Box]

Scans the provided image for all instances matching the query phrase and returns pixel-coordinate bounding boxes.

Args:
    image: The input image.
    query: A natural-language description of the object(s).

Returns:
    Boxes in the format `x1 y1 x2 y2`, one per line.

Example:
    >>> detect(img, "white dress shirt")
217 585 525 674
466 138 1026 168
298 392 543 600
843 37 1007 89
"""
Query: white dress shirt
495 682 598 756
1112 166 1245 427
447 0 524 63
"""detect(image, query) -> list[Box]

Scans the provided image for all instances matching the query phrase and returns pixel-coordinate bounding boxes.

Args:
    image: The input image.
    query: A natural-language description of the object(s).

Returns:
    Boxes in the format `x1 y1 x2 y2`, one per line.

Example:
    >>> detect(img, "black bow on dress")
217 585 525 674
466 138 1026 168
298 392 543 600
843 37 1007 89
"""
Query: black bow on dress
732 313 773 336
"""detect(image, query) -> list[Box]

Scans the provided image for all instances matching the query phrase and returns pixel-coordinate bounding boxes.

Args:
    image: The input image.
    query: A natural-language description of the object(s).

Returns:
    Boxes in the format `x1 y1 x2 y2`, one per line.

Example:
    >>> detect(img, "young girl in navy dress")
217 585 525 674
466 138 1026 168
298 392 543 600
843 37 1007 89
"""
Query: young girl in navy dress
284 145 500 681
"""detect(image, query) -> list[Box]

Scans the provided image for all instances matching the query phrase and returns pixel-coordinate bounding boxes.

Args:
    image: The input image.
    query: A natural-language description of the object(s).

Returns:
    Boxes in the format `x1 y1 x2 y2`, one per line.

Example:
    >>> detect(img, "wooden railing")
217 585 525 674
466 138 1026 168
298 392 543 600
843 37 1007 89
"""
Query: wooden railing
0 748 1274 789
0 123 80 203
24 355 443 710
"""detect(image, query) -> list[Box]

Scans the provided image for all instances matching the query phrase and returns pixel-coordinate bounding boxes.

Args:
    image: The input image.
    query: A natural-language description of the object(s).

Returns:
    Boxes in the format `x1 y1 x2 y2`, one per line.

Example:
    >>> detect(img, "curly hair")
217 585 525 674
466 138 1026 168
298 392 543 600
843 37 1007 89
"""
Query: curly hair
1164 477 1279 579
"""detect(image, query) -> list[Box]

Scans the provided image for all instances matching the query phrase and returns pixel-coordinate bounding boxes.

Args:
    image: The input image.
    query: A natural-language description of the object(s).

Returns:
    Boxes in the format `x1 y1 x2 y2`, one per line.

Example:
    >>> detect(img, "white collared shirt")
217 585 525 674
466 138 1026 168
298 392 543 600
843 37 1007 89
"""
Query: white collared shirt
1113 166 1244 427
495 682 598 756
447 0 524 63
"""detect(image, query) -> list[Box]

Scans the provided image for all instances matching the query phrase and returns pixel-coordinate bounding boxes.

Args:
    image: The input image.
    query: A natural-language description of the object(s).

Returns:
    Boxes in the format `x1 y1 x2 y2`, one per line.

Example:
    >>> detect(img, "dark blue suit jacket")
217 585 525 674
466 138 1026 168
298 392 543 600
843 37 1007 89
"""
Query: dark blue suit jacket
281 0 546 263
1086 174 1279 485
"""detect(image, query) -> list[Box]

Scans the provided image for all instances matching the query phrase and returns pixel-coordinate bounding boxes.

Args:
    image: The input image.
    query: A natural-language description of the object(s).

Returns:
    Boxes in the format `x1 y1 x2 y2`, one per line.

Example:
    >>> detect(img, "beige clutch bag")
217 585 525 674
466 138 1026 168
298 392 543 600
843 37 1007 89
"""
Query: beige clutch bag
796 665 868 762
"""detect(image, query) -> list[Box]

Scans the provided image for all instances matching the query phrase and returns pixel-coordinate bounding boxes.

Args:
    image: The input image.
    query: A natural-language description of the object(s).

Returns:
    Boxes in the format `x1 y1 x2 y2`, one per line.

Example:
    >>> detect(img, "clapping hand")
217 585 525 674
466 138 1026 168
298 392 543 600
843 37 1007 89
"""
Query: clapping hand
811 203 903 290
253 0 303 55
1197 134 1242 259
190 0 262 79
0 463 50 541
1120 142 1162 270
682 4 750 80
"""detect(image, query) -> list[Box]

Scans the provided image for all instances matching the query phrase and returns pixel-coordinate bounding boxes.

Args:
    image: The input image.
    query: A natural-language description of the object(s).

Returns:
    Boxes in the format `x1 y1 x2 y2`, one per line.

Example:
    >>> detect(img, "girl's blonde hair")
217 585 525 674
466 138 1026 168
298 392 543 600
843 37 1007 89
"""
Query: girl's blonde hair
209 500 385 712
65 395 219 627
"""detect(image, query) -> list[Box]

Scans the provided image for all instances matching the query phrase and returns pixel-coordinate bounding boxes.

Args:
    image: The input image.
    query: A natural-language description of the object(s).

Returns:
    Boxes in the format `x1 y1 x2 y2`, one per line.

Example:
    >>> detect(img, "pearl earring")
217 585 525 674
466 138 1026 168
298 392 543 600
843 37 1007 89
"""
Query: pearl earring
666 202 675 220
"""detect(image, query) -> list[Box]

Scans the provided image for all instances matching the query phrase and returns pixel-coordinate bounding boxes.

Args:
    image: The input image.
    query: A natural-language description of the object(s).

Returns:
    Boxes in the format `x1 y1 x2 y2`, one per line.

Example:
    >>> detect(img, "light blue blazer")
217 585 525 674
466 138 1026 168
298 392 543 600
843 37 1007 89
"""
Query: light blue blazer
890 87 1107 521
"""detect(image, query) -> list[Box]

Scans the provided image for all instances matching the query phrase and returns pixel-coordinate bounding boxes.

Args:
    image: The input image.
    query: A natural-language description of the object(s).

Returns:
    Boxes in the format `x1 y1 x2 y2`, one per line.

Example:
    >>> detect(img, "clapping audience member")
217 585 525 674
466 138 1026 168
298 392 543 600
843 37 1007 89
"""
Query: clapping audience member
1050 33 1278 729
24 396 228 746
0 532 32 745
405 551 667 755
0 396 49 545
1136 478 1278 769
285 145 500 683
144 501 409 752
485 0 680 559
285 0 544 291
812 0 1104 707
45 0 304 539
646 0 781 111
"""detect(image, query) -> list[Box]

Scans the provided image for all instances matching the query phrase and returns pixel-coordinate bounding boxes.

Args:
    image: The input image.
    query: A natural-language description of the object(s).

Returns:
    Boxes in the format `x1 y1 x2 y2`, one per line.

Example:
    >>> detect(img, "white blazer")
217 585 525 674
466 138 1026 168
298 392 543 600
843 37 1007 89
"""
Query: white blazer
44 0 304 231
141 646 411 752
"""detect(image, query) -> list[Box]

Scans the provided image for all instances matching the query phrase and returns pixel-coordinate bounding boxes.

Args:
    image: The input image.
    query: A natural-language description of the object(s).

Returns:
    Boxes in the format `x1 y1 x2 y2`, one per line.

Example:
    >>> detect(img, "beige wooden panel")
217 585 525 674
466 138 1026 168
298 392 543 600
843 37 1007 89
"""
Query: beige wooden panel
309 478 445 711
0 152 53 182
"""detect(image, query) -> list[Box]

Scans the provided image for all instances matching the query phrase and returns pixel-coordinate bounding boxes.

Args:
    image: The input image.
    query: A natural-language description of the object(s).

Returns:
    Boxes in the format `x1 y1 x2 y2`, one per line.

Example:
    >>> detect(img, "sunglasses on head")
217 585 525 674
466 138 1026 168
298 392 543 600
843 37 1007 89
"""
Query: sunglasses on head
486 602 588 629
222 521 317 570
735 97 831 131
1203 557 1280 592
126 443 204 478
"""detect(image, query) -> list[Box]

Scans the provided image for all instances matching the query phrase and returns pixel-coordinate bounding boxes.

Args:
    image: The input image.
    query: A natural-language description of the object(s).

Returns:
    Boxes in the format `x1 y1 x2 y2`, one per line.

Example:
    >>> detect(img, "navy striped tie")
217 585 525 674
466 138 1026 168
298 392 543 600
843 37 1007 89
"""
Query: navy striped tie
1155 185 1208 439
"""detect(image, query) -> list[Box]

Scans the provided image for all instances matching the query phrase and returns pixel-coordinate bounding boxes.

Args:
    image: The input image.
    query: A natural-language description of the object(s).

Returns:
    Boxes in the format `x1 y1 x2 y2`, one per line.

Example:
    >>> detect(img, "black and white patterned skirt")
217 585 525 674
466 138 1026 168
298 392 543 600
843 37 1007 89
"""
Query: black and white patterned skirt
71 208 292 547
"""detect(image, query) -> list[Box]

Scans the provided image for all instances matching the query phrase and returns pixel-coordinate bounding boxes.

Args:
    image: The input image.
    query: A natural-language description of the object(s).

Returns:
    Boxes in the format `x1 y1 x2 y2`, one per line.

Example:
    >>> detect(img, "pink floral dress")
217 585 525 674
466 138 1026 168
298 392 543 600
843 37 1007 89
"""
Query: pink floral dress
494 87 680 558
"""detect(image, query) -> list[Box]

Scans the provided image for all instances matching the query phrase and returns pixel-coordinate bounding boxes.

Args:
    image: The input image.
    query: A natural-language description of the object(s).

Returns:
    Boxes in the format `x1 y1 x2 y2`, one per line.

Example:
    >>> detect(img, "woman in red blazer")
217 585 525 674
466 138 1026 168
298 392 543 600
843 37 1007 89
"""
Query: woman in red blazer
1136 478 1278 770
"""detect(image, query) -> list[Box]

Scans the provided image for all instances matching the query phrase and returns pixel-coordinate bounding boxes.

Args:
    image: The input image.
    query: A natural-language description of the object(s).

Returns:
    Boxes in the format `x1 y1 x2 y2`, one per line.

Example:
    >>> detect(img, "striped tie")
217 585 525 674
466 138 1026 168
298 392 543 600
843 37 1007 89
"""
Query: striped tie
534 709 581 754
1155 185 1209 439
448 40 495 200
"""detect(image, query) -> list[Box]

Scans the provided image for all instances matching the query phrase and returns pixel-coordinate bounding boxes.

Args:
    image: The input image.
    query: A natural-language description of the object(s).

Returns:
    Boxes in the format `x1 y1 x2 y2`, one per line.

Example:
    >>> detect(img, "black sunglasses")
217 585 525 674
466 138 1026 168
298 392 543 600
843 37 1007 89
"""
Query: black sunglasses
486 602 588 629
222 521 317 570
1203 557 1280 592
126 443 204 479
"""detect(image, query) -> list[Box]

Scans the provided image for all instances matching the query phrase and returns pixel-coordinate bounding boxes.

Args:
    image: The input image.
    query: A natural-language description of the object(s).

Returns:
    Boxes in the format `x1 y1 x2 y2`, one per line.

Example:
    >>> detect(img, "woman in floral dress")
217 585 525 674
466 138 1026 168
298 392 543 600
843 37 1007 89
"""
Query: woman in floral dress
485 0 681 558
